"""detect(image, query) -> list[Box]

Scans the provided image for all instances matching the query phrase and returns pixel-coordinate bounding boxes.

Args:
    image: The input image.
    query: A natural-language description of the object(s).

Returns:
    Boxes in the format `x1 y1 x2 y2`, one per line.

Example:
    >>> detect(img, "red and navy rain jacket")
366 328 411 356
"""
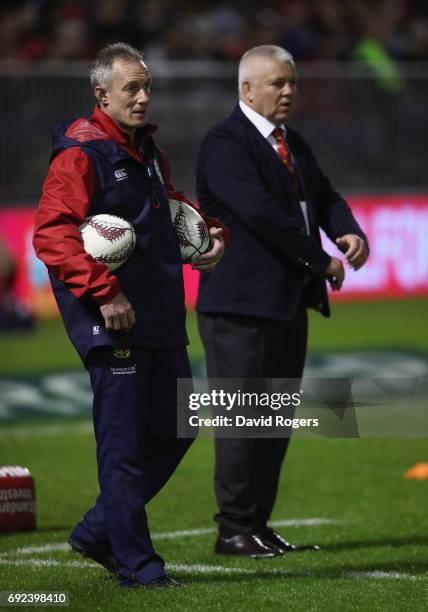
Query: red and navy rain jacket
33 106 226 360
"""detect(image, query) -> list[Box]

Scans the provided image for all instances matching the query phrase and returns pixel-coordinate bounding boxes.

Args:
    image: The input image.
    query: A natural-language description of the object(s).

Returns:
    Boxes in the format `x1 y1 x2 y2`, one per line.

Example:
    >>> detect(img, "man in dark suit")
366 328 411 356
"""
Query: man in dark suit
196 45 369 558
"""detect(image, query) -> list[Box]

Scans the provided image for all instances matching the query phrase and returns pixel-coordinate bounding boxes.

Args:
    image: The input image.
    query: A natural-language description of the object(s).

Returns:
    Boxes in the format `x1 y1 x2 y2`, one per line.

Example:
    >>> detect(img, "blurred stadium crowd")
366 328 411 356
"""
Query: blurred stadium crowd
1 0 428 63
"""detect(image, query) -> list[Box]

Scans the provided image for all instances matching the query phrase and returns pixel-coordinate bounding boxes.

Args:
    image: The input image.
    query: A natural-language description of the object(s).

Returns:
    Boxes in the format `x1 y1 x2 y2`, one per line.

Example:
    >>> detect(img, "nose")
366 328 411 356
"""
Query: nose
282 82 294 96
136 88 149 104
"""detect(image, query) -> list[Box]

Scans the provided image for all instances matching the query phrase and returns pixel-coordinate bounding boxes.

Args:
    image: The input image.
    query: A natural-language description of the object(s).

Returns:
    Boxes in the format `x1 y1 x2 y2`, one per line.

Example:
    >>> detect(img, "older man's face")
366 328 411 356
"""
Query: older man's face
245 59 297 125
98 59 151 135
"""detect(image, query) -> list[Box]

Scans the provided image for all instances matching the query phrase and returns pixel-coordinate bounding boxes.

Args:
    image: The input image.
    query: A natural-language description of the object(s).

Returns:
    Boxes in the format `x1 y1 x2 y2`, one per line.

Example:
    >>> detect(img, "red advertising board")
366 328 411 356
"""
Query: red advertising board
323 194 428 300
0 194 427 317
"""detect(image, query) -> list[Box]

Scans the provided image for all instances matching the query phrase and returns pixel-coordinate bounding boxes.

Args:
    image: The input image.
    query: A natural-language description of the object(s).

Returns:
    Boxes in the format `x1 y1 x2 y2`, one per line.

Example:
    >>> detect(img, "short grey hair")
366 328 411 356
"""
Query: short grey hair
238 45 295 93
90 42 146 89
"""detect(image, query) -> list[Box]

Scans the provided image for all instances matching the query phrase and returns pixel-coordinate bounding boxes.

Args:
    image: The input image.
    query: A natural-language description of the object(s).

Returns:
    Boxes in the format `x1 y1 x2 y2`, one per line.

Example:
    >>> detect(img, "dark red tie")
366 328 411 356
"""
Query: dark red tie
272 128 293 170
272 127 301 196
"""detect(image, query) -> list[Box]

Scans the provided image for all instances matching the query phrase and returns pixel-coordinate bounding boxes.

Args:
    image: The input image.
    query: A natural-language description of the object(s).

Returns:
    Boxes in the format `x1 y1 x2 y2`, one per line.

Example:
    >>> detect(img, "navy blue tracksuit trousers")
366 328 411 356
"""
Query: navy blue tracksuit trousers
70 346 193 585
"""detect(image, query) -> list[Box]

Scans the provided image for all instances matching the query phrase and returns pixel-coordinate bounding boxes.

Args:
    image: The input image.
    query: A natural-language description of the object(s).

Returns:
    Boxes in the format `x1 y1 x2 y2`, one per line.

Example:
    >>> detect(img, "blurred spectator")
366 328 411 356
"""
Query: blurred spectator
277 1 318 60
161 2 249 60
47 18 92 60
405 17 428 59
0 239 34 332
0 0 427 62
127 0 175 58
349 0 404 90
311 0 351 60
88 0 133 52
0 0 47 61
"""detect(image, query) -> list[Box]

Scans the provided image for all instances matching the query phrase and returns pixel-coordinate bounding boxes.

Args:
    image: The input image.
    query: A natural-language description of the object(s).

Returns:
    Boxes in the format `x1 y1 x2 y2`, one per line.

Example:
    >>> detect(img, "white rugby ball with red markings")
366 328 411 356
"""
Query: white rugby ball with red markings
79 214 136 271
169 199 210 263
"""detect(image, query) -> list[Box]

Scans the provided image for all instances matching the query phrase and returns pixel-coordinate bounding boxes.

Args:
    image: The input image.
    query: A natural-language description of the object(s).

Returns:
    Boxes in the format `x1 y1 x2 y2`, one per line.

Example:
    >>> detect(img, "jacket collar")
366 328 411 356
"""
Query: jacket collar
91 105 157 148
238 101 285 139
232 103 291 139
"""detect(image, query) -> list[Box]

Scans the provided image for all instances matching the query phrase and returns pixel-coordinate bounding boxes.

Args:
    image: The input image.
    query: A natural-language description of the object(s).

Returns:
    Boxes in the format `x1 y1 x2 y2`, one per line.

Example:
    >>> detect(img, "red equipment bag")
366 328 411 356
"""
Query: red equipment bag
0 465 36 531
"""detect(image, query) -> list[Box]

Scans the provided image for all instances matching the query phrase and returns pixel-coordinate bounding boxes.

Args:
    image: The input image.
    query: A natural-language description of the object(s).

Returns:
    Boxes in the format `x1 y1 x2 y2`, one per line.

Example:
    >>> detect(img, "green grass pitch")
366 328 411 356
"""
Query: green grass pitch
0 299 427 611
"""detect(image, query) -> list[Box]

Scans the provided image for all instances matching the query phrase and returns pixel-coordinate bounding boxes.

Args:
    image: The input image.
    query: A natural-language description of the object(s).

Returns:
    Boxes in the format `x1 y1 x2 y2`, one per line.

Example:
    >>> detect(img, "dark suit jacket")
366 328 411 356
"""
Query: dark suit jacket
196 104 367 320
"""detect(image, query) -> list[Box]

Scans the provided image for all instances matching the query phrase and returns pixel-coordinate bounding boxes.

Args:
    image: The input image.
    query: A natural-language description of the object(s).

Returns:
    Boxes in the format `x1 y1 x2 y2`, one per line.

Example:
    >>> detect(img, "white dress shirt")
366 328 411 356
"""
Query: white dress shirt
239 100 310 234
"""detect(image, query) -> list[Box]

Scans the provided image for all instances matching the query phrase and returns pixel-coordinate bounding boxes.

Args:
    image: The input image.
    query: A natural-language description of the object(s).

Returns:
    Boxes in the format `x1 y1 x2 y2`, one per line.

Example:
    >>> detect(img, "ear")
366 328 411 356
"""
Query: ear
242 81 253 103
94 85 109 107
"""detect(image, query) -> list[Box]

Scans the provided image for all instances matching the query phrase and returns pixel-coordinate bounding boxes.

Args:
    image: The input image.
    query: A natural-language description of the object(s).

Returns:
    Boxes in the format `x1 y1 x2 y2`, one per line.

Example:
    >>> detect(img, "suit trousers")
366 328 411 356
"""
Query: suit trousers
70 346 193 585
198 307 308 536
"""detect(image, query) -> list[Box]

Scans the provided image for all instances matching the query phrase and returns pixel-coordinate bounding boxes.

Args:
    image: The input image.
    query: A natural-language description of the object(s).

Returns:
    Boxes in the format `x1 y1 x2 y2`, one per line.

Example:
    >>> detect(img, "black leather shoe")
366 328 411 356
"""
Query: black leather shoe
215 534 279 558
68 537 118 575
146 575 183 588
259 529 320 553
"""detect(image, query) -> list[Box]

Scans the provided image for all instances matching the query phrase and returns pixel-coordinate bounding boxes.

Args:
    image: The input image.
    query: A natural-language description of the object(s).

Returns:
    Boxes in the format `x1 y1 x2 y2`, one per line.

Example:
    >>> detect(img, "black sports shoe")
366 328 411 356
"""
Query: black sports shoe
68 537 118 575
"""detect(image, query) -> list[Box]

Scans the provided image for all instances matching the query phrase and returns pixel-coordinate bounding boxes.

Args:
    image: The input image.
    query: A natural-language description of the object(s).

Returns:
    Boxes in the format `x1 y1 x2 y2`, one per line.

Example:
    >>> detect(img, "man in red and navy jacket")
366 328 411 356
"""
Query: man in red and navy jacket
33 43 227 589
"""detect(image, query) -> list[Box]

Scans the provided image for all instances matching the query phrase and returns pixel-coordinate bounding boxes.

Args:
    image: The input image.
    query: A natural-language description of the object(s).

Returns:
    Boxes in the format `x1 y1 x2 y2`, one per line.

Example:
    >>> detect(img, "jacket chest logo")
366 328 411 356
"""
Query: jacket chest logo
114 168 128 182
113 347 131 359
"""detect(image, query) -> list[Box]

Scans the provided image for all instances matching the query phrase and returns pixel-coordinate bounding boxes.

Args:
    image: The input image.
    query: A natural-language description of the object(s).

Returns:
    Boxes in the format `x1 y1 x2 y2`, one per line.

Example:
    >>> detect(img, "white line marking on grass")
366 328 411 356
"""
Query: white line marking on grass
5 543 70 555
0 558 92 568
153 527 215 540
168 563 255 575
0 558 421 581
0 421 93 439
2 518 339 556
169 565 420 581
151 518 339 541
271 519 336 528
344 571 417 581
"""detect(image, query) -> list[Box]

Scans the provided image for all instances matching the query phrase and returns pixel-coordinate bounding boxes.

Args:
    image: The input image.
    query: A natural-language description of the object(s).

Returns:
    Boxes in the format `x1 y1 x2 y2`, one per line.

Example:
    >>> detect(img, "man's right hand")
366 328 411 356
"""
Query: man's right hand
100 292 135 331
326 257 345 291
